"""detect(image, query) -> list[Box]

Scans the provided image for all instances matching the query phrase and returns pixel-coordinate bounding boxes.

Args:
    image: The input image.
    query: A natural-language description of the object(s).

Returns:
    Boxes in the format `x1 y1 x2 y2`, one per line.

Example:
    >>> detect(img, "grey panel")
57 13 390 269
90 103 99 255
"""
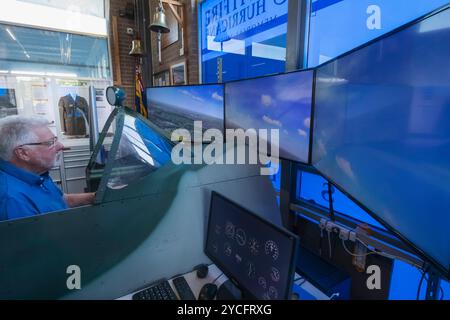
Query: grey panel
0 164 278 299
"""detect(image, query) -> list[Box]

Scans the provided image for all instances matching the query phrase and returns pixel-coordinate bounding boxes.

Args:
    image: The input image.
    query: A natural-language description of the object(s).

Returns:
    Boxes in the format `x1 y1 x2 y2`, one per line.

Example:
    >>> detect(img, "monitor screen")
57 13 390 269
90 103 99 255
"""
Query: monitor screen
146 84 224 140
225 70 314 164
312 6 450 278
205 192 298 300
0 88 17 118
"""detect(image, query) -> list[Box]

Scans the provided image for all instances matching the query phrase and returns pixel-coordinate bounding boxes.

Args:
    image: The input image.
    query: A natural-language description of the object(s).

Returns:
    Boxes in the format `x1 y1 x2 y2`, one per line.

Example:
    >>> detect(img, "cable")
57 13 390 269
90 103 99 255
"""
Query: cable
328 229 332 259
416 270 427 300
329 292 340 300
416 268 445 300
341 238 377 257
294 275 303 282
353 237 424 269
298 278 307 286
212 272 224 285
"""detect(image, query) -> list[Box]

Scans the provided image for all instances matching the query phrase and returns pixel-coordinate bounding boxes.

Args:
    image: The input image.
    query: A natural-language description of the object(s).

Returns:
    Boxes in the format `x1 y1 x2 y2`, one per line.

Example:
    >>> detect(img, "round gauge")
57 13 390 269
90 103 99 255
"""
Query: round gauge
270 267 280 282
268 286 278 299
224 242 232 256
225 222 235 239
235 228 246 246
258 277 267 289
249 238 260 255
106 86 117 105
264 240 279 260
247 262 256 279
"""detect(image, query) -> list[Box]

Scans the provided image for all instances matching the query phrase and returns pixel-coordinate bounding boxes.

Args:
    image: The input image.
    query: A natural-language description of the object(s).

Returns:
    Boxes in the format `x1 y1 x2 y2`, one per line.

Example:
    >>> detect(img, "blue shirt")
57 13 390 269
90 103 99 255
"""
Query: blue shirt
0 160 68 222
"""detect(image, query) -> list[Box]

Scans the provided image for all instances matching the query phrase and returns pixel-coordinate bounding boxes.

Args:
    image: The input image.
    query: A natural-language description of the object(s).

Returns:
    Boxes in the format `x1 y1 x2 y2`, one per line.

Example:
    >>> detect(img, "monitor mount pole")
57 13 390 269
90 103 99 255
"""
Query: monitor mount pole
425 268 441 300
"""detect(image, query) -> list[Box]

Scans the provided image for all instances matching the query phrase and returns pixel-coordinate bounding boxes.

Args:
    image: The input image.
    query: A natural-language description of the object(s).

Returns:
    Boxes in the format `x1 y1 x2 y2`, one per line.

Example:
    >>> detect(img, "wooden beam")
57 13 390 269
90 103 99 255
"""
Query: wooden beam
168 3 182 25
161 0 183 6
111 15 122 86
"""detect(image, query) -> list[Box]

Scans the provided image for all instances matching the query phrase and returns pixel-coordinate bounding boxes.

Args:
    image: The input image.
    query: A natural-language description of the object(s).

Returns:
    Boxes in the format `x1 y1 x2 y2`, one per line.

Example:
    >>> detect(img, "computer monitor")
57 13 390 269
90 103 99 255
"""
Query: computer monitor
225 70 314 164
205 192 298 300
0 88 17 117
146 84 224 140
312 5 450 279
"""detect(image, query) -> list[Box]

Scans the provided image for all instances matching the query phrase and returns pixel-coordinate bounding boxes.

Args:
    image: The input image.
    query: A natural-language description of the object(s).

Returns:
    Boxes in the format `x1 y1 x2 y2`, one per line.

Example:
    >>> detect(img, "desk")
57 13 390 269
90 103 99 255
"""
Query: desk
117 265 329 300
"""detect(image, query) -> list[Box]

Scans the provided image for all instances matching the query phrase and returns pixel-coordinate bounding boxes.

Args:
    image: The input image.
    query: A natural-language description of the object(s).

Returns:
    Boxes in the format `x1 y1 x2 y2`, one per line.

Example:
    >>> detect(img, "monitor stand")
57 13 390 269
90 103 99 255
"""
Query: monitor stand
216 280 243 300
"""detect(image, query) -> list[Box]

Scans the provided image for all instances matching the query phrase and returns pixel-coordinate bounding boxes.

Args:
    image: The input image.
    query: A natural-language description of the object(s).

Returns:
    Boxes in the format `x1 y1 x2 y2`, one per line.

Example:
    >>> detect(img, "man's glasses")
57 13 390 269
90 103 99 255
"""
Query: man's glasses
18 136 58 148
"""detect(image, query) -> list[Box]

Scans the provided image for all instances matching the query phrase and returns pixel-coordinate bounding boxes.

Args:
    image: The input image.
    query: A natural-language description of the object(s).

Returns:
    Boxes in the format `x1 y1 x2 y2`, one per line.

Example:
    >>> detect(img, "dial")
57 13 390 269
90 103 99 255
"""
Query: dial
247 262 256 279
248 238 259 255
224 242 232 256
258 276 267 289
268 286 278 299
270 267 280 282
214 224 222 235
225 222 235 239
264 240 279 260
211 241 218 253
235 228 246 246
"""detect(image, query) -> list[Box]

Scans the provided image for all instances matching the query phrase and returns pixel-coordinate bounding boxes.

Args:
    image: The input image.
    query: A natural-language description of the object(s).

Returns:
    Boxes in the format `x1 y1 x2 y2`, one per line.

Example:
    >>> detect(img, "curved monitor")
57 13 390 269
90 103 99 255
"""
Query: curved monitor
312 6 450 278
225 70 314 164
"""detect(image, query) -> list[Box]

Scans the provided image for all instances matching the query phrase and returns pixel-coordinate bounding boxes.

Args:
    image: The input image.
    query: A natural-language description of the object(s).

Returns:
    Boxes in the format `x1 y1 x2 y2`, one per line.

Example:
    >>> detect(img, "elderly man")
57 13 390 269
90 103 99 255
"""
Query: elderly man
0 115 95 222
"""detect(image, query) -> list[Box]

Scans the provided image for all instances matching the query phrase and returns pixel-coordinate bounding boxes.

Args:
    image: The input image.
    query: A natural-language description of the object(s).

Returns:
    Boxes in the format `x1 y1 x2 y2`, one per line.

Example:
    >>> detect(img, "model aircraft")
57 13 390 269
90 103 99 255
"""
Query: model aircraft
0 87 281 299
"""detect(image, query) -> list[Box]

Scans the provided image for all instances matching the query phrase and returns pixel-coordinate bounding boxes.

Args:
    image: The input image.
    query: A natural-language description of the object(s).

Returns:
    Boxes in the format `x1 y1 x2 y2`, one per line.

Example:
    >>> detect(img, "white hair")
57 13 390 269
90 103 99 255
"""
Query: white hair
0 115 50 161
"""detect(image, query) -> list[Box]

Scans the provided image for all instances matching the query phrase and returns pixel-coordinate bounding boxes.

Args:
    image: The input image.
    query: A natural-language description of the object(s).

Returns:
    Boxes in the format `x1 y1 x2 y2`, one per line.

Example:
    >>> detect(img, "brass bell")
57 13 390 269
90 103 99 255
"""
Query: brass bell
149 5 170 33
129 39 144 56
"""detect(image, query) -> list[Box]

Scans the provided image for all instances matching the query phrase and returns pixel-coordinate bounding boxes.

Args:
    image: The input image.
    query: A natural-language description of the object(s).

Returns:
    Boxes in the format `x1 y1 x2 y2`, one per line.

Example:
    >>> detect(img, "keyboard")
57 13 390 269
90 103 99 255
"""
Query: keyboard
131 276 196 300
132 280 178 300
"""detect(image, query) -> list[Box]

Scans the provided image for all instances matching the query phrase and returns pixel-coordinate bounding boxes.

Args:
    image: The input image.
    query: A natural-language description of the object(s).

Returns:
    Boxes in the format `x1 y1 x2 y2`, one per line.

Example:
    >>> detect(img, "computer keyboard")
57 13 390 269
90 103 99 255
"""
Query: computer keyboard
132 280 178 300
172 276 196 300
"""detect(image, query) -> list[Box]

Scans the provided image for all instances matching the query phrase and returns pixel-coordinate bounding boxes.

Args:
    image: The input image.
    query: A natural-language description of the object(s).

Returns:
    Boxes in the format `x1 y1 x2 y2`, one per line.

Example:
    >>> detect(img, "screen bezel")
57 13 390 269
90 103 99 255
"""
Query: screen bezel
205 191 299 300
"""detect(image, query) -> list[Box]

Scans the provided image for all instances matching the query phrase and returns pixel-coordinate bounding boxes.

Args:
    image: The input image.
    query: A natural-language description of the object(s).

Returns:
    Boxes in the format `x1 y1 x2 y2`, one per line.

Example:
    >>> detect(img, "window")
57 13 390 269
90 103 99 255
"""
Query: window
295 169 387 230
17 0 105 18
306 0 448 67
107 114 173 190
0 24 110 79
200 0 289 83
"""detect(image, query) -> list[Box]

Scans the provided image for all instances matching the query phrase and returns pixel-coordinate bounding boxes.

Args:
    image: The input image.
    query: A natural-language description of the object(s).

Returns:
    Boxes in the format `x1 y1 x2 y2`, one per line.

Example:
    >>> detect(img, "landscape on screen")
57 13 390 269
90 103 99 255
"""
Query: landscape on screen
226 71 313 163
147 85 224 140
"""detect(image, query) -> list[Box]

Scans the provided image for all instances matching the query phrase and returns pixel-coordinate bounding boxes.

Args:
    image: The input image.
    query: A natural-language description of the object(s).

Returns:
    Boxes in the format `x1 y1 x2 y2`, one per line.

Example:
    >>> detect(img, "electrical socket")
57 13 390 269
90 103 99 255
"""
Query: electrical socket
319 218 327 230
325 221 341 233
339 229 349 241
349 231 356 242
319 219 355 242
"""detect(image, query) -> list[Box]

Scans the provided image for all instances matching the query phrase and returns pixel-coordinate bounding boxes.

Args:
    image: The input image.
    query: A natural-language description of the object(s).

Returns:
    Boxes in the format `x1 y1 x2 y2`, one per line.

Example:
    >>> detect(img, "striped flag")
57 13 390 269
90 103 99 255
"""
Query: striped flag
135 65 148 118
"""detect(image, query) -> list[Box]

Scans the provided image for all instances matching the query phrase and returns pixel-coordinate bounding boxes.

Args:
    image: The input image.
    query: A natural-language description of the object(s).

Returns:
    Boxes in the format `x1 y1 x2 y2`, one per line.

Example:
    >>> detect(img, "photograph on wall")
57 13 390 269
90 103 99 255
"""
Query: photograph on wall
57 85 90 138
0 88 18 119
161 4 180 48
31 84 51 119
153 70 170 86
170 61 187 85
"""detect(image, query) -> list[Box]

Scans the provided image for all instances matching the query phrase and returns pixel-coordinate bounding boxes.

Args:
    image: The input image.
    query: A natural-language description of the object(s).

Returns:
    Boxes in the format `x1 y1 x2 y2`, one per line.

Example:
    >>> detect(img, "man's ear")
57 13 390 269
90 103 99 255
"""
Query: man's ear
14 147 31 162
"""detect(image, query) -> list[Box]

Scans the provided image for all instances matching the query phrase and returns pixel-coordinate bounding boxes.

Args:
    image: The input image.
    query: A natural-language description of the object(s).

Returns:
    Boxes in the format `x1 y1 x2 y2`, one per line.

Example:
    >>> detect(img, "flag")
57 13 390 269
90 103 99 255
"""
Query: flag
135 65 148 118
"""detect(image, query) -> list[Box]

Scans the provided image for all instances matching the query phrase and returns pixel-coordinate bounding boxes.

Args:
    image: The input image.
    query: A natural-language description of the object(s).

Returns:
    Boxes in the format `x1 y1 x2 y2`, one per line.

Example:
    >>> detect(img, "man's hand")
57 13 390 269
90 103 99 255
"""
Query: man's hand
63 192 96 208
